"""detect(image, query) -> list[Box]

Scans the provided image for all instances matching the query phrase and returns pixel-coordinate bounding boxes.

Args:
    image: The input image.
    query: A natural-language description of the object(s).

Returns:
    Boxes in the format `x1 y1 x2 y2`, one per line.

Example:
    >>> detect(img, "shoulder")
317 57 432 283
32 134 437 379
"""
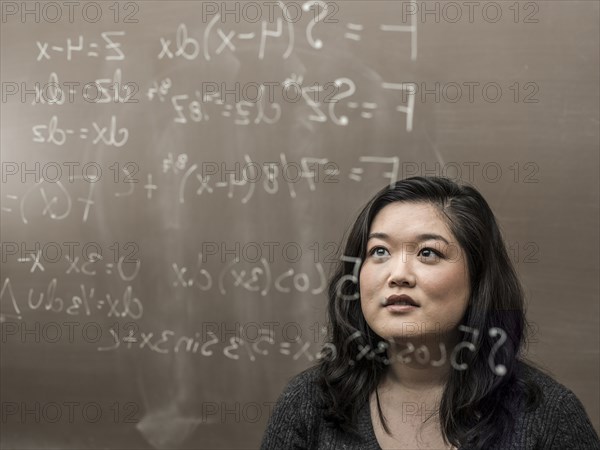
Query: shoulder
260 365 324 450
279 366 320 406
261 365 376 450
270 364 325 417
518 359 571 393
519 360 591 411
511 360 600 449
518 359 572 400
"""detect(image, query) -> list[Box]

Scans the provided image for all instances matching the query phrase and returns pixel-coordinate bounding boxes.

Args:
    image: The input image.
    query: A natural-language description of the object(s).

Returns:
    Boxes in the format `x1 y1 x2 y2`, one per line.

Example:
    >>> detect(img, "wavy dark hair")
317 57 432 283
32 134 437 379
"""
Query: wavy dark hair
317 176 542 449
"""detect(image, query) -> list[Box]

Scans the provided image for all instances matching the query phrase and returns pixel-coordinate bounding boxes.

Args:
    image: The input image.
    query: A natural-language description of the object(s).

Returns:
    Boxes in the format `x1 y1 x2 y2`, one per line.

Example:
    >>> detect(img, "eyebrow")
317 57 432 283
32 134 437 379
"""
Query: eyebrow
367 232 450 245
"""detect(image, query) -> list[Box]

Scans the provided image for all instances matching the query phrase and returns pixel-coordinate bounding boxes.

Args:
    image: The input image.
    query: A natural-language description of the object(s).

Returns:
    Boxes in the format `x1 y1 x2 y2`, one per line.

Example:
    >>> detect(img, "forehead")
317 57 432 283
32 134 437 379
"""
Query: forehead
370 202 452 238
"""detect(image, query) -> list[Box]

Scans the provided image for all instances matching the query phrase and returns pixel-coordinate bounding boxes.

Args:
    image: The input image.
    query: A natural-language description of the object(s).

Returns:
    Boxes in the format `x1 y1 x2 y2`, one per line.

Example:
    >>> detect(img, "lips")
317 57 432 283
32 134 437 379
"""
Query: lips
383 294 420 307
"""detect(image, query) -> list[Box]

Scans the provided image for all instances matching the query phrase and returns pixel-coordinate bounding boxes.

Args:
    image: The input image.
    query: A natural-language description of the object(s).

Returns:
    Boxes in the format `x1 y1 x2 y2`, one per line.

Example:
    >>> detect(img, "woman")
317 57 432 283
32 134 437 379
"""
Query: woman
261 176 600 449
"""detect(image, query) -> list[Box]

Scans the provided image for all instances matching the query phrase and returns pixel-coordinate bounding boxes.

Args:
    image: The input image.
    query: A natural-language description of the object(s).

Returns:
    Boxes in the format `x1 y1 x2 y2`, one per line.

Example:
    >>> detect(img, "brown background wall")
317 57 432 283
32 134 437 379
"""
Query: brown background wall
1 1 598 448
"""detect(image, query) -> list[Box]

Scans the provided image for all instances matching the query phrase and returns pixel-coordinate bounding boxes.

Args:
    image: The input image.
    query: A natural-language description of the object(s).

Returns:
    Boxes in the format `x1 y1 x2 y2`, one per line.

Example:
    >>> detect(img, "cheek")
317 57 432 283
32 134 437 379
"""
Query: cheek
424 266 470 311
359 263 383 290
359 264 382 308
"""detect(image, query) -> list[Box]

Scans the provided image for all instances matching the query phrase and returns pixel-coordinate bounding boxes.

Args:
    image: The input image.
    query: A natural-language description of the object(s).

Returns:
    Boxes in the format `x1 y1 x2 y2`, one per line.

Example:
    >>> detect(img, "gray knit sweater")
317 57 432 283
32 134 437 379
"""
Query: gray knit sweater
261 362 600 449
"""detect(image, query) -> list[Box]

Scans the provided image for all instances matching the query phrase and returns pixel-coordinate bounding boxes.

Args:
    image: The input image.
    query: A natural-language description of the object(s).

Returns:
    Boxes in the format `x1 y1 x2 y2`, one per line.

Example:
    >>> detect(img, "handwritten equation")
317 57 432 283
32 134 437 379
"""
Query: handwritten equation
36 32 126 61
98 325 321 363
32 115 129 147
1 155 406 224
170 255 326 296
163 76 415 129
25 73 415 130
158 7 417 61
0 278 144 322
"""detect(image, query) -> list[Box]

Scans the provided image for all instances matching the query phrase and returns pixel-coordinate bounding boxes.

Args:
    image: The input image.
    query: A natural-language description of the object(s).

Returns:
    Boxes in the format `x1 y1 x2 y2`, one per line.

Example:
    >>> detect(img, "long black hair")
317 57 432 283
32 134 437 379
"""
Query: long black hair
317 176 541 449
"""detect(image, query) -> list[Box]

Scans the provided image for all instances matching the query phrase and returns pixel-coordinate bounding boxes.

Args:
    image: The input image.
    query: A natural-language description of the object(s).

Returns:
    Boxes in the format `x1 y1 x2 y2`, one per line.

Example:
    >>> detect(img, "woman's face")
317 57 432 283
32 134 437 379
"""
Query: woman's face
359 201 470 342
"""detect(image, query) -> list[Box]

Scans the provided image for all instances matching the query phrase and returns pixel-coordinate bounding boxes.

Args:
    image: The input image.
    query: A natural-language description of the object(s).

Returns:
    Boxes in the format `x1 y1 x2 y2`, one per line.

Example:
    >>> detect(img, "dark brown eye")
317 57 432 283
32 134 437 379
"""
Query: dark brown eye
419 247 443 259
368 246 389 257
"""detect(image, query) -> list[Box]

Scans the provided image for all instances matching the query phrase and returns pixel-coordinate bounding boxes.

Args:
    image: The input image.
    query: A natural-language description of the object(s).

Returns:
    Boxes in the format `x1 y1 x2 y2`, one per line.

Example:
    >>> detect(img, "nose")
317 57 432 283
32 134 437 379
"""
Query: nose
388 255 416 287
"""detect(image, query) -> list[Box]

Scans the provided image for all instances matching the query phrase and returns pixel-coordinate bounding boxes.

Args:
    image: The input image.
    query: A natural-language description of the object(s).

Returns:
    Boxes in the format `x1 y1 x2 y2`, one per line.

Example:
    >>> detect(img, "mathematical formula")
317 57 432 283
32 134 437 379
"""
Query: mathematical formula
0 278 143 322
